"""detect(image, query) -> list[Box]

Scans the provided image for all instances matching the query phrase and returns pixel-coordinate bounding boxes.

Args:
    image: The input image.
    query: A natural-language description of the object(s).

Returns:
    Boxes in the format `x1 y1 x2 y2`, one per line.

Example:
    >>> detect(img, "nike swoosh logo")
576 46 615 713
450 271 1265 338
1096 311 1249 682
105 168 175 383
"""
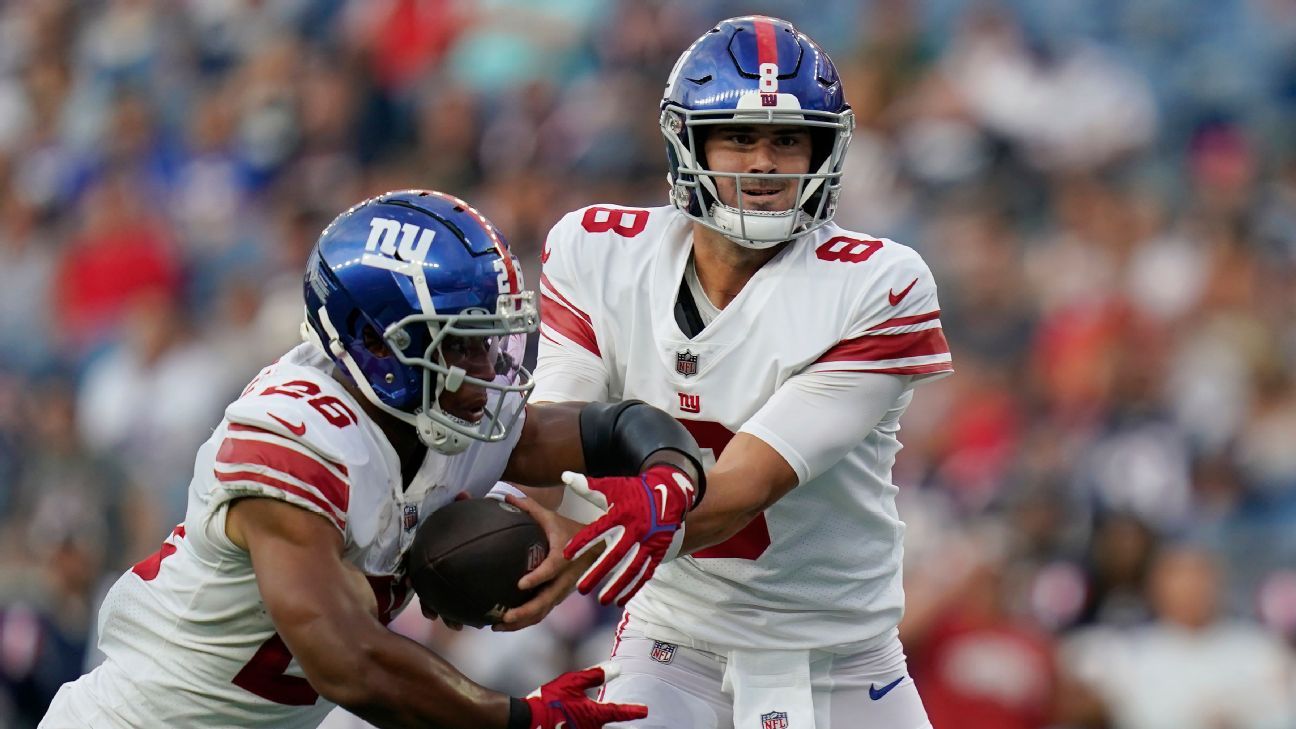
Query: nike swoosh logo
888 278 918 306
653 482 671 521
869 676 904 700
268 413 306 436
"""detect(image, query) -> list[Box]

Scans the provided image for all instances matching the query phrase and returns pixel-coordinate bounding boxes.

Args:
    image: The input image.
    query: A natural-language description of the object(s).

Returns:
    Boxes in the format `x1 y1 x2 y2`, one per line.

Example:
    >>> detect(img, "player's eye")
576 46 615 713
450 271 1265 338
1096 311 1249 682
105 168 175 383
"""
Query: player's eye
728 133 755 145
442 336 493 360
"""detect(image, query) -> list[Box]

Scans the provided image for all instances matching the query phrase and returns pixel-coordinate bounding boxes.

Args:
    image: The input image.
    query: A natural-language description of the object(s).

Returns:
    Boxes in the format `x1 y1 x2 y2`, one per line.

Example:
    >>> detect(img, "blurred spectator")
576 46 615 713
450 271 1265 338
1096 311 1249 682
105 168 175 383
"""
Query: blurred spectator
904 525 1107 729
1066 544 1296 729
0 496 107 729
443 0 606 93
1073 513 1160 629
0 379 136 573
344 0 463 94
52 172 181 355
76 290 234 530
0 195 56 374
942 7 1156 173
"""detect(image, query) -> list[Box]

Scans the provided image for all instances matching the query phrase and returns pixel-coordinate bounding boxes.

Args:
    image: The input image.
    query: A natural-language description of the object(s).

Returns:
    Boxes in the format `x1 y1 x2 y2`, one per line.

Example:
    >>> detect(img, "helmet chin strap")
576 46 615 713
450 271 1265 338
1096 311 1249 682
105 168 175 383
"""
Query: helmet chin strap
709 202 807 249
303 307 472 455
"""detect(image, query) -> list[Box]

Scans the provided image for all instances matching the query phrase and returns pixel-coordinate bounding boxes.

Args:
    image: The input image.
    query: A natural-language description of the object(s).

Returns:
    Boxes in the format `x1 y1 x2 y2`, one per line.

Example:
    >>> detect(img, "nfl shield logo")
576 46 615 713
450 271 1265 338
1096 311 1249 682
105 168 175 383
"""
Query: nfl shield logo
402 504 419 531
649 641 676 664
675 350 699 377
761 711 789 729
526 543 546 571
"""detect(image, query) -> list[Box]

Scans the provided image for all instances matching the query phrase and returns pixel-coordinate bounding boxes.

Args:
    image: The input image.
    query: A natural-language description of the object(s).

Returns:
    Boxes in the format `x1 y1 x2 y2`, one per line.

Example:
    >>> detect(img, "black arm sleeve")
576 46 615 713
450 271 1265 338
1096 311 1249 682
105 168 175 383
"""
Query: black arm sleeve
579 400 707 508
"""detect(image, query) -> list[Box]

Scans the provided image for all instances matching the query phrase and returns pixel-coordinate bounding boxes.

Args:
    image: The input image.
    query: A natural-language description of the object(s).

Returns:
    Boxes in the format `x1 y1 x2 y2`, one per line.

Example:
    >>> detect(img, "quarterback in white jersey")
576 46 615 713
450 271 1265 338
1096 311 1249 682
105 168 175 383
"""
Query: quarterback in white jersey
510 17 951 729
41 191 706 729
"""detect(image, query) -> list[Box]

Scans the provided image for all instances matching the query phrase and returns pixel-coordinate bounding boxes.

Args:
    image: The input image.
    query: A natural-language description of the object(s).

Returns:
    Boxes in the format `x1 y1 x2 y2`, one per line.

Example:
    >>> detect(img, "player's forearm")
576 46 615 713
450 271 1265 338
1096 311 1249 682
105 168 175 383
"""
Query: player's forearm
298 619 510 729
680 507 759 553
678 436 797 554
677 471 775 553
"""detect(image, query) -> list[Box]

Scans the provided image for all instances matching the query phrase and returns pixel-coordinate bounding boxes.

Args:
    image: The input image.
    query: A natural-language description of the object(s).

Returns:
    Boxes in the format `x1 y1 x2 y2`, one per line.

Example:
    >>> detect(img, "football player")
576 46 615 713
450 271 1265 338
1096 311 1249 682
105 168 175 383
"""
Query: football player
40 190 706 729
514 16 951 729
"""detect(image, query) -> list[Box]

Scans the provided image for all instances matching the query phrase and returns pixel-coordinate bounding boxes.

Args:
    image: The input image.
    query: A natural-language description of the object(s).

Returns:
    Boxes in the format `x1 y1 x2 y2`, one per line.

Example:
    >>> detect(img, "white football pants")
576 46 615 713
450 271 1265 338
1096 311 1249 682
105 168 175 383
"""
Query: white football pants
600 615 933 729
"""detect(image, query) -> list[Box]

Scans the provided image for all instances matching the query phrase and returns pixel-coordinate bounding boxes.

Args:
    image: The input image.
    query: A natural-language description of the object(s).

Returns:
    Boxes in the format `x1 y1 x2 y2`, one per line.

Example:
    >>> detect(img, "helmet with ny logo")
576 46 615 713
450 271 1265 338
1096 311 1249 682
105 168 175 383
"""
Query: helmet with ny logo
302 190 537 454
661 16 854 249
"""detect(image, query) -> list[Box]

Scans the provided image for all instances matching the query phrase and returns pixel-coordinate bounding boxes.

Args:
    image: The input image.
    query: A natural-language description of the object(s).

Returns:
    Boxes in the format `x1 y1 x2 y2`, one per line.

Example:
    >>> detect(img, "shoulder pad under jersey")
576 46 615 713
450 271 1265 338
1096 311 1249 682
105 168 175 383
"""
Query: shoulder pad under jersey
224 364 373 470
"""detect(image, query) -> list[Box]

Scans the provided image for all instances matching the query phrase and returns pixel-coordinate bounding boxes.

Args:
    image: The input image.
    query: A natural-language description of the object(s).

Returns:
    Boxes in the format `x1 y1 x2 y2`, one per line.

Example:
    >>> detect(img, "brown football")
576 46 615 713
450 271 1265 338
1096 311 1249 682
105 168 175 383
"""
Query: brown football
405 498 548 628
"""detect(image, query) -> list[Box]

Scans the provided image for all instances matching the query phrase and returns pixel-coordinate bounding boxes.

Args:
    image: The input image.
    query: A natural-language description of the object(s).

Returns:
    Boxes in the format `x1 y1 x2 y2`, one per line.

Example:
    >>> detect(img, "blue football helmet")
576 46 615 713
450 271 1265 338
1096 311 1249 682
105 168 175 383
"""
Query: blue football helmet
661 16 854 248
302 190 537 454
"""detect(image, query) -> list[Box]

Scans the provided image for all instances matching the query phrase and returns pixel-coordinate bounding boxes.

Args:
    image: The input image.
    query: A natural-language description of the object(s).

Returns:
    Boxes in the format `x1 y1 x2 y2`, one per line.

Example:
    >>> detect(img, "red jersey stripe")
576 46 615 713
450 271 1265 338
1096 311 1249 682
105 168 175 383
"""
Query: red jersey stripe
693 514 771 560
866 310 942 331
216 437 349 512
540 273 592 324
754 17 779 68
541 293 600 356
817 362 954 376
815 328 950 364
215 470 345 529
225 423 350 473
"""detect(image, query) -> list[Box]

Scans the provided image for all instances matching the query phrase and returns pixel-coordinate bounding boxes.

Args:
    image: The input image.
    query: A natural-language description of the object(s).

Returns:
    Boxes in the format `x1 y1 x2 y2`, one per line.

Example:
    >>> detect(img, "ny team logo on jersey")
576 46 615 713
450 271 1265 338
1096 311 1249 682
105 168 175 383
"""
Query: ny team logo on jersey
362 217 436 274
649 641 677 664
678 392 701 414
761 710 789 729
402 503 419 531
676 350 699 377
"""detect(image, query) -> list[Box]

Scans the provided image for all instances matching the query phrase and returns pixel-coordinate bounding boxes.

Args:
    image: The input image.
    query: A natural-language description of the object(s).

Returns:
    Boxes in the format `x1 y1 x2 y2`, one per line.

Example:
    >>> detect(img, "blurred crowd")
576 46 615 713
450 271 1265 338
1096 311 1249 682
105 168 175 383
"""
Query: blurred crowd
0 0 1294 727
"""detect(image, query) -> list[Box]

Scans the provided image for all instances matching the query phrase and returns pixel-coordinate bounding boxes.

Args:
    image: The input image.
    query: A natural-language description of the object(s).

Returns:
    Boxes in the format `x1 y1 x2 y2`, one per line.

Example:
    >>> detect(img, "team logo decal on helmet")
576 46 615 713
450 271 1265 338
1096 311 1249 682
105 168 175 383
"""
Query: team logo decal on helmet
302 190 538 454
661 16 855 248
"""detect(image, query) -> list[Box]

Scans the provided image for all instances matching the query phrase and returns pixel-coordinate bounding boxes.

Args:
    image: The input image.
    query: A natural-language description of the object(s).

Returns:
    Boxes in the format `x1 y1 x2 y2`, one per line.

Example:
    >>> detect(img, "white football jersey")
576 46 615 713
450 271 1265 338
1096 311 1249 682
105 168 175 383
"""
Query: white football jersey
45 343 523 729
535 205 952 652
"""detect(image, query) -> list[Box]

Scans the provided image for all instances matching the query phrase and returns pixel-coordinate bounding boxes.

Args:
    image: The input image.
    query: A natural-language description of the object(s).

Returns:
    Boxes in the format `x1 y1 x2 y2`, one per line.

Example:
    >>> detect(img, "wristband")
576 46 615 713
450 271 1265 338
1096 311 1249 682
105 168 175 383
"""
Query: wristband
506 696 531 729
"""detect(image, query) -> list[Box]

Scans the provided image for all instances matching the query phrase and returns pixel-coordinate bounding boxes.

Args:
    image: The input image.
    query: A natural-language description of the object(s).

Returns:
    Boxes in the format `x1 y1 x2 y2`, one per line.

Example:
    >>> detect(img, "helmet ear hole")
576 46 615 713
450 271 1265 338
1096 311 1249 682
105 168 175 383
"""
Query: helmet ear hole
361 325 392 357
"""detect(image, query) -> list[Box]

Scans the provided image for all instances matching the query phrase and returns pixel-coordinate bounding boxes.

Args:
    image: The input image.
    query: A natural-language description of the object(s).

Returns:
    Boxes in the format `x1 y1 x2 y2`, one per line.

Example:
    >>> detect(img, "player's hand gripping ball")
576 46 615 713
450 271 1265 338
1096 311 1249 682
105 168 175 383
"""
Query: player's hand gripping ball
405 498 549 628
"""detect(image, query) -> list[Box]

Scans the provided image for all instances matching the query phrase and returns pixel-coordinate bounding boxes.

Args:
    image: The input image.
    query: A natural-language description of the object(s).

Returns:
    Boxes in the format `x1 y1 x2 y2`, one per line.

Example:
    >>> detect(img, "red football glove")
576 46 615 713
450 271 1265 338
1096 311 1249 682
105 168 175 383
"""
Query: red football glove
562 464 697 606
524 664 647 728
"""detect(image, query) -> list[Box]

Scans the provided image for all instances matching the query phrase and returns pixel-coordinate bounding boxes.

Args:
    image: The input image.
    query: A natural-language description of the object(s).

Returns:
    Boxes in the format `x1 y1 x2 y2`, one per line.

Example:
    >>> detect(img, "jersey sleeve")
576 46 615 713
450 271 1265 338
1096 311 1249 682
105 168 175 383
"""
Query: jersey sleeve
805 246 953 382
533 209 611 403
209 382 360 533
740 370 909 484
